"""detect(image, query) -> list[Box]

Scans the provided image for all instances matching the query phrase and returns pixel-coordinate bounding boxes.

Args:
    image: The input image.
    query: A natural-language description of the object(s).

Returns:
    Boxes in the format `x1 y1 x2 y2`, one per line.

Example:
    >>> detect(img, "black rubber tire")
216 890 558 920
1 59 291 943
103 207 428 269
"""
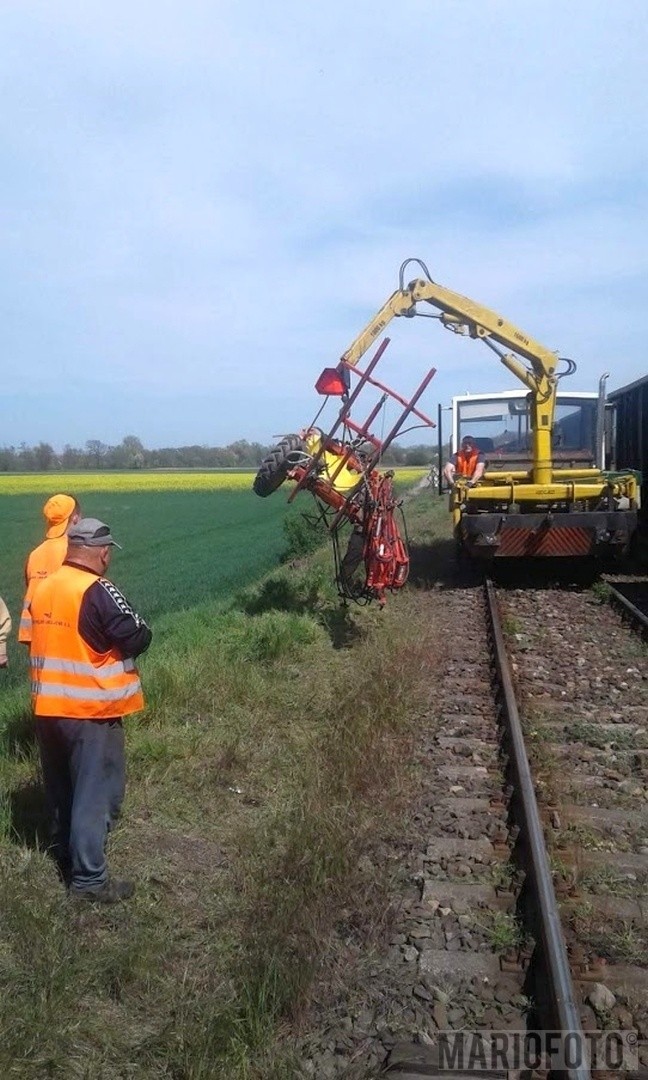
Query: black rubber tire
253 434 307 497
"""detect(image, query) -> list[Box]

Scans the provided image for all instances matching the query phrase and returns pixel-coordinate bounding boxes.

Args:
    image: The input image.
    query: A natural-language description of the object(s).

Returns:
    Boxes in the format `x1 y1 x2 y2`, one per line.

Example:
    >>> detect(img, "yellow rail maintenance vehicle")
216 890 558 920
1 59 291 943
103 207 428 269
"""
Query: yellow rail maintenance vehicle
340 259 639 560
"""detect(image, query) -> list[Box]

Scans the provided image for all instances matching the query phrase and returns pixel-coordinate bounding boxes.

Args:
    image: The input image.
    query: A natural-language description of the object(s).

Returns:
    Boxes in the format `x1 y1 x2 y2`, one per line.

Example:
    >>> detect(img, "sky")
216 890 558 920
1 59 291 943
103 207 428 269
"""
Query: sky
1 0 647 451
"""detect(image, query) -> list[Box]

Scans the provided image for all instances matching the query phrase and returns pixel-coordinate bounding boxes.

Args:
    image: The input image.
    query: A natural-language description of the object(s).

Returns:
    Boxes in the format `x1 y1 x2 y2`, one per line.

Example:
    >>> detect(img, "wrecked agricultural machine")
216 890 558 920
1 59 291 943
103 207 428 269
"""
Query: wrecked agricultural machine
253 338 436 606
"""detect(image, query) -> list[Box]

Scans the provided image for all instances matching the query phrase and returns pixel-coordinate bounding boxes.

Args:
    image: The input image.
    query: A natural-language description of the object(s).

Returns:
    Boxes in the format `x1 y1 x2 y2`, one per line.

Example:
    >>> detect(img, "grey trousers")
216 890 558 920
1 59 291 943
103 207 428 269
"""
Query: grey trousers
34 717 126 891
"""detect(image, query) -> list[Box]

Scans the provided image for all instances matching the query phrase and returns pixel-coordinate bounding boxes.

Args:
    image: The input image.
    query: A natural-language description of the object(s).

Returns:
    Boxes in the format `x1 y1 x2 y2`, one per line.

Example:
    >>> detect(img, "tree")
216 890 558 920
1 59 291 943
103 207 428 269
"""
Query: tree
34 442 55 471
85 440 109 469
405 446 432 466
17 443 36 471
61 444 82 469
0 446 17 471
120 435 146 469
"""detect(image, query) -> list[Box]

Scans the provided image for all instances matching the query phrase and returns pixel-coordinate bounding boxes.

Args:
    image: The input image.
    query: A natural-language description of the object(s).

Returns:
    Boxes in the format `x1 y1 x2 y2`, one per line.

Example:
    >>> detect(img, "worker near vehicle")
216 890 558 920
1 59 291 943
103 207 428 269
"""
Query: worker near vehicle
19 493 82 645
443 435 486 488
29 517 152 904
0 595 11 668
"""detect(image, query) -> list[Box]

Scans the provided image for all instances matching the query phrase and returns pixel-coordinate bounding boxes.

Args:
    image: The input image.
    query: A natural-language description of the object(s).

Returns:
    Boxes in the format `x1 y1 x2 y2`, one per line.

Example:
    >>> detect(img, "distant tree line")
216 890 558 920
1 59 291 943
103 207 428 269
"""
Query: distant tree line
0 435 437 472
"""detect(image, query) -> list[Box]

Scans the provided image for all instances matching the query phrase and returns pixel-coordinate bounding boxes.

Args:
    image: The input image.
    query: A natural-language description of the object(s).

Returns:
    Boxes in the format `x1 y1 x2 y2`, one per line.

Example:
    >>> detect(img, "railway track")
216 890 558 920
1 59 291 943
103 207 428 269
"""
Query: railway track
494 580 648 1054
297 573 647 1079
607 581 648 634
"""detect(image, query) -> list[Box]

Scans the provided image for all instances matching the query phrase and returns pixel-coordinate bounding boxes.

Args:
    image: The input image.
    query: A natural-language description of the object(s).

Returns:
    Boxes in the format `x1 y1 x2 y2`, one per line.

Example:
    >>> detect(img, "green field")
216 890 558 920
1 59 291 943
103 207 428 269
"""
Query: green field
1 481 294 691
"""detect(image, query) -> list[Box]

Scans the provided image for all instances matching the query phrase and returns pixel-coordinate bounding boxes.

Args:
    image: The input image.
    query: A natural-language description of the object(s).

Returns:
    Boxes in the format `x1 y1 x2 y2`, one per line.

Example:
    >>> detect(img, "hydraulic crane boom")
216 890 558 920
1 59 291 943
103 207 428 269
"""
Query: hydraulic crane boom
340 260 565 485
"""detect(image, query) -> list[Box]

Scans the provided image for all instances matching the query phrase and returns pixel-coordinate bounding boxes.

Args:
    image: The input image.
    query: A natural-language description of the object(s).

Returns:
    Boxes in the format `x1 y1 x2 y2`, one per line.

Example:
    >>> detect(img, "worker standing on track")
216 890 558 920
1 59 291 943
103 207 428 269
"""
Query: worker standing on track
29 517 152 904
19 493 82 645
443 435 486 488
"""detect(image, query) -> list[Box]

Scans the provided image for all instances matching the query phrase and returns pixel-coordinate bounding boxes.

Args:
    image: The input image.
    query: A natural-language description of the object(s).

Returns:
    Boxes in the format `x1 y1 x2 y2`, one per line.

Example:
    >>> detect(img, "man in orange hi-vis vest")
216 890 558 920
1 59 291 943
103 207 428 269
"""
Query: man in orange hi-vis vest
443 435 486 488
29 518 152 904
19 493 82 645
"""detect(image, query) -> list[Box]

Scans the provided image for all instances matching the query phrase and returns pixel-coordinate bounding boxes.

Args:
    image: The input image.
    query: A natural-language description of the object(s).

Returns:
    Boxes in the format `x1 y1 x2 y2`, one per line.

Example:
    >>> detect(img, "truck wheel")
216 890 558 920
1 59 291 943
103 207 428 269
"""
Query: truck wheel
253 435 308 497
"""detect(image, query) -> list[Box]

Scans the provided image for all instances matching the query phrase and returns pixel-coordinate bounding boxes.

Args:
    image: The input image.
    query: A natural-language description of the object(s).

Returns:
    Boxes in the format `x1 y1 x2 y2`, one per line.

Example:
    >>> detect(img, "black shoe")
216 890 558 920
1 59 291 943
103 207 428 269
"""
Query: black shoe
56 860 73 887
69 878 135 904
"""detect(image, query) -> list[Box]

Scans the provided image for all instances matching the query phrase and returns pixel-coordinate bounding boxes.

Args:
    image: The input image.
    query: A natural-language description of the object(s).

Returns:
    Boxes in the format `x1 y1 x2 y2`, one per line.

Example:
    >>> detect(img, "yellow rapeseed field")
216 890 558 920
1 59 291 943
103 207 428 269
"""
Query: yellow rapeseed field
0 467 429 496
0 471 256 495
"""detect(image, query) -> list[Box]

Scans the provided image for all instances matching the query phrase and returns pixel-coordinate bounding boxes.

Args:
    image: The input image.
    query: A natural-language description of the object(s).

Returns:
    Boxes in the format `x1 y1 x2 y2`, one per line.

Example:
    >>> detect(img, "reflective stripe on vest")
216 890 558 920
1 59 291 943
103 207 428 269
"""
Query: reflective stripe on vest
30 678 142 703
29 564 144 719
18 606 33 643
455 447 481 477
31 656 136 677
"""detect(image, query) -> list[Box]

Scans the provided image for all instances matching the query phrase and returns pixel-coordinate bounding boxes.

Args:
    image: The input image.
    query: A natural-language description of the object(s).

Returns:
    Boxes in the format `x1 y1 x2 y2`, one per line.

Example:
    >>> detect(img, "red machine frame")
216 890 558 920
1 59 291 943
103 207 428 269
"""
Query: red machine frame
282 341 436 605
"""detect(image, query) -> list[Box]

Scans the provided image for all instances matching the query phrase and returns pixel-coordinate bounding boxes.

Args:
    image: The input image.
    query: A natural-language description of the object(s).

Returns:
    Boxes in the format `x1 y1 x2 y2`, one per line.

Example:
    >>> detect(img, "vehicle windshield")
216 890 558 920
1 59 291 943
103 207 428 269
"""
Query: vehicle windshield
456 395 598 457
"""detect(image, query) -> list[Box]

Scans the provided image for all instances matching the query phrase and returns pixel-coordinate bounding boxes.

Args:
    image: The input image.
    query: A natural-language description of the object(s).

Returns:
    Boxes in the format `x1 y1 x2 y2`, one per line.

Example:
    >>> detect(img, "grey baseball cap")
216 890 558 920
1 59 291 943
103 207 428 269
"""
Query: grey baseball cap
67 518 122 549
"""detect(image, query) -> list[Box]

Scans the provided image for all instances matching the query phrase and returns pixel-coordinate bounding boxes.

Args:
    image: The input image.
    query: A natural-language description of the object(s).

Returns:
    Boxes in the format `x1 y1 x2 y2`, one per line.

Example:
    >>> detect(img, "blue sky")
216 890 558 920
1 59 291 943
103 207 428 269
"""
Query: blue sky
2 0 646 450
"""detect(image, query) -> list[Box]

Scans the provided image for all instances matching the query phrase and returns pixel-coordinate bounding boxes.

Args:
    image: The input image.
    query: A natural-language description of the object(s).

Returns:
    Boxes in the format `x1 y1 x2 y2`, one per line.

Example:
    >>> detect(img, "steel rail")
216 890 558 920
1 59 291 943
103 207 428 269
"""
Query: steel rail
608 583 648 633
484 579 590 1080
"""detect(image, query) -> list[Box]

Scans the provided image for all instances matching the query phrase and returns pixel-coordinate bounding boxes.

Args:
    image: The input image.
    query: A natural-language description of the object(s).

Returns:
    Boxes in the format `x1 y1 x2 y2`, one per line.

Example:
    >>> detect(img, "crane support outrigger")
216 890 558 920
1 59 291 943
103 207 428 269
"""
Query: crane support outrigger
338 259 638 559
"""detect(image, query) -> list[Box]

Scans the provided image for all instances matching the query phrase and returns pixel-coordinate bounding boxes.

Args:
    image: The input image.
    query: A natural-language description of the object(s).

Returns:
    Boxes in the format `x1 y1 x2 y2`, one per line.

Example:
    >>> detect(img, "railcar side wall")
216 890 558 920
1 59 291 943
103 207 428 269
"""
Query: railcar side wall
609 374 648 520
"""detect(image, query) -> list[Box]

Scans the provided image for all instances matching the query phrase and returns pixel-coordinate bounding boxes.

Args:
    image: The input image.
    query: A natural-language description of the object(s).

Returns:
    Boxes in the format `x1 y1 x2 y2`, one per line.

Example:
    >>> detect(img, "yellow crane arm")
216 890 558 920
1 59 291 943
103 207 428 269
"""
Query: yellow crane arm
340 276 559 380
339 269 565 484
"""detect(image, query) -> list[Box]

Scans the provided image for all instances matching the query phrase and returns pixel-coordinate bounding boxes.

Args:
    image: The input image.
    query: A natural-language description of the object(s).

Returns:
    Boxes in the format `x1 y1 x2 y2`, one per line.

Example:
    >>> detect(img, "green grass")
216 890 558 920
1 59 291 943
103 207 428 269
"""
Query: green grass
564 720 637 751
478 909 525 953
501 615 521 636
578 865 647 899
589 580 611 603
0 481 454 1077
571 908 648 965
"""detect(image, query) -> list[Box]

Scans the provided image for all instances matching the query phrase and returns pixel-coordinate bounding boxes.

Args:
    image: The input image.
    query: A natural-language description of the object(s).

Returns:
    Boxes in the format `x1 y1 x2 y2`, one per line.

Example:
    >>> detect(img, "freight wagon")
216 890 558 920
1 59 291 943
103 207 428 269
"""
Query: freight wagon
607 373 648 521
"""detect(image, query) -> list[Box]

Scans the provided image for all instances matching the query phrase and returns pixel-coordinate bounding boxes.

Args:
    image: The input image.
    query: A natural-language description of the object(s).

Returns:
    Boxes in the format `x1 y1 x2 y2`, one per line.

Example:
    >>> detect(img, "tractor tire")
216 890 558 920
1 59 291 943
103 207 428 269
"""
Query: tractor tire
253 434 307 497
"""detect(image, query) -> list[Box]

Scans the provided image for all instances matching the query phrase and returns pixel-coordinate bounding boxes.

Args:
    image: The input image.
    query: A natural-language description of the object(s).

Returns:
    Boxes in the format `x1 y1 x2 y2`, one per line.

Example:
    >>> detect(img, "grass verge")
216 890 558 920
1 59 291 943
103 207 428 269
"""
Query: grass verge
0 491 452 1078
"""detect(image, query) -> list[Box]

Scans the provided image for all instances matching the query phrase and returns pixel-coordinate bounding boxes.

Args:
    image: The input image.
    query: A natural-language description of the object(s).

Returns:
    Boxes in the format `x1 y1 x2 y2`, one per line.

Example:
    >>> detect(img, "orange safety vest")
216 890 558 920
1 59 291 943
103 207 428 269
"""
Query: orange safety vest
18 536 69 644
455 446 481 478
29 564 144 719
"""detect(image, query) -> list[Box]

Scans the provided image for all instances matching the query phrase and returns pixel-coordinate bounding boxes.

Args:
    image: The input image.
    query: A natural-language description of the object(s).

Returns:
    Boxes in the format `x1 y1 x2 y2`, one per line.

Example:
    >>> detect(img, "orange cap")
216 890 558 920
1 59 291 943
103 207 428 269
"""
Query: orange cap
43 494 77 539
